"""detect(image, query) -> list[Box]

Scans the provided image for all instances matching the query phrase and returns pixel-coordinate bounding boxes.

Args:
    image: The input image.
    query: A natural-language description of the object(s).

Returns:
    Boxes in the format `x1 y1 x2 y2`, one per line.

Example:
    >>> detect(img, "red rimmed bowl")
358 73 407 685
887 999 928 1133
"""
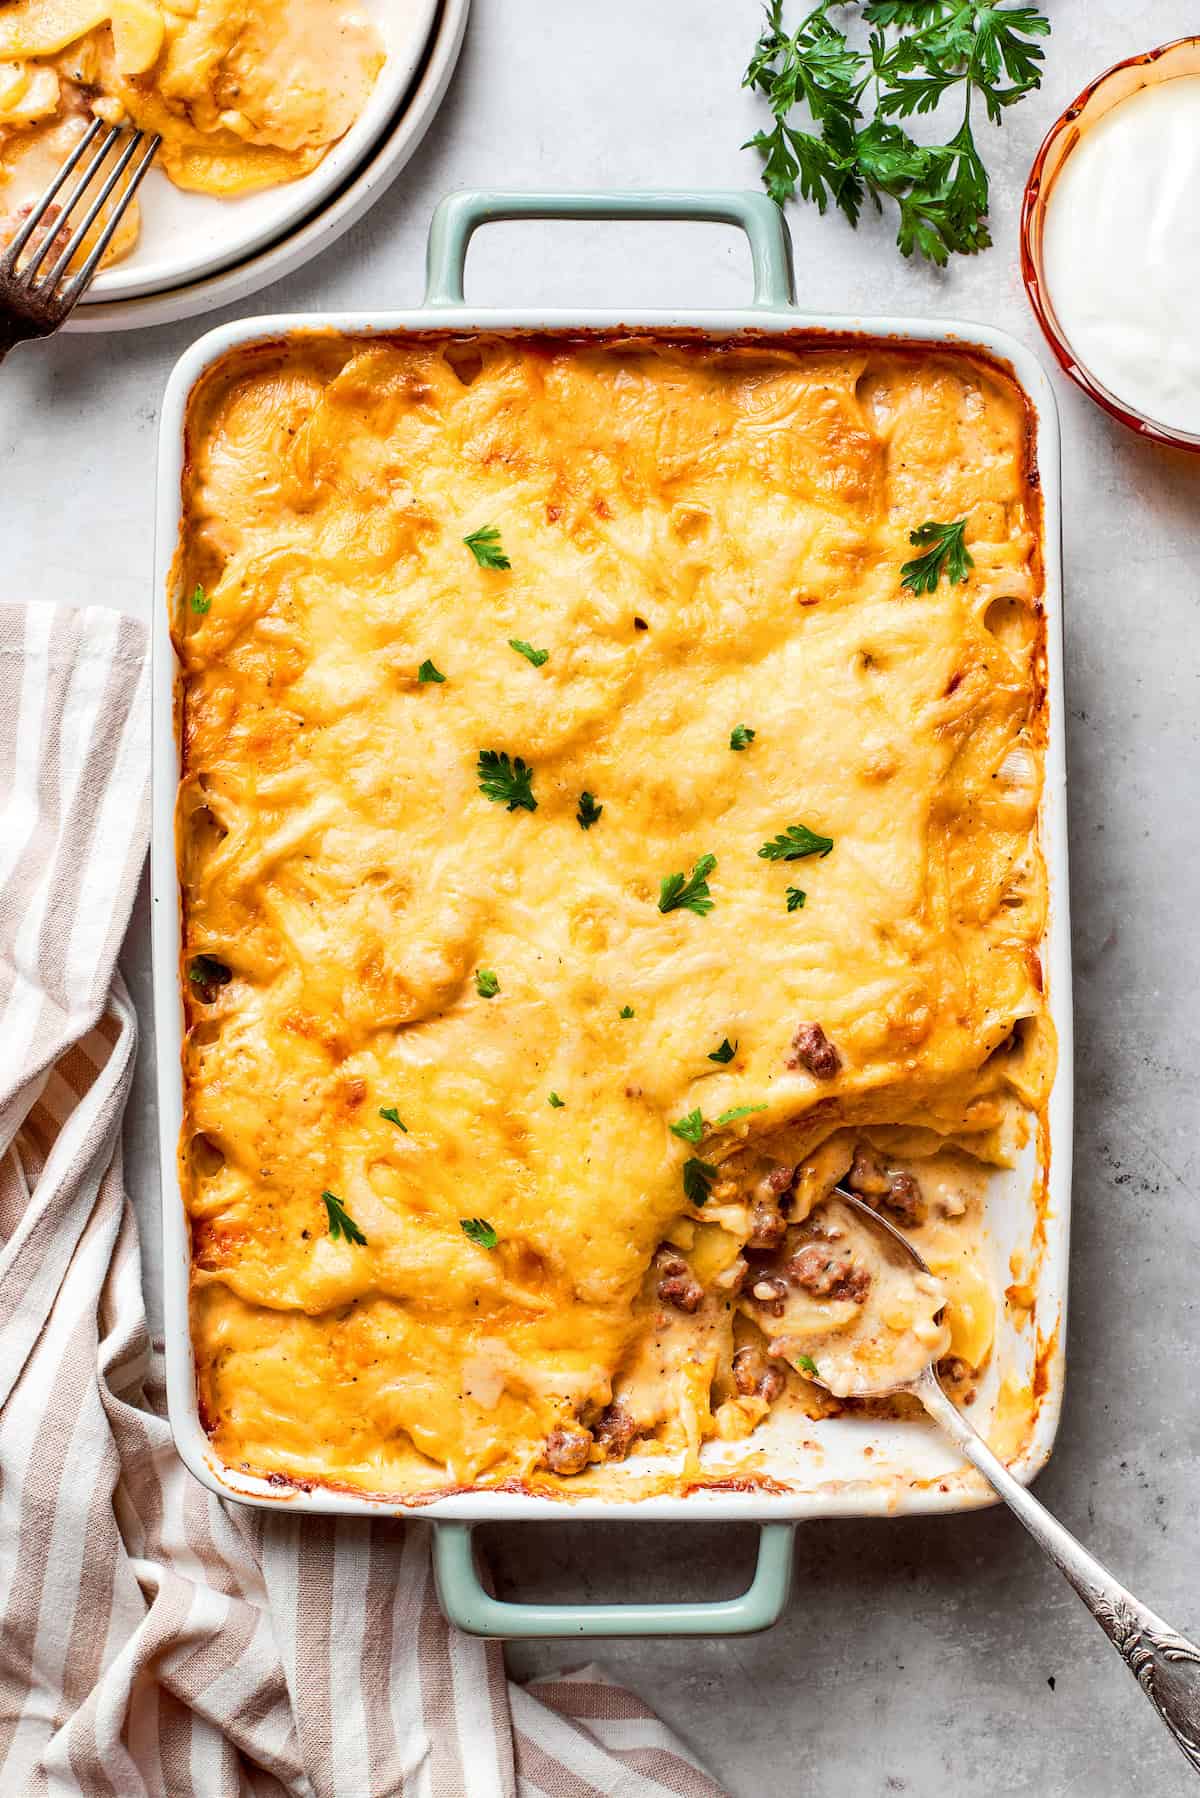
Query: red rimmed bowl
1021 35 1200 454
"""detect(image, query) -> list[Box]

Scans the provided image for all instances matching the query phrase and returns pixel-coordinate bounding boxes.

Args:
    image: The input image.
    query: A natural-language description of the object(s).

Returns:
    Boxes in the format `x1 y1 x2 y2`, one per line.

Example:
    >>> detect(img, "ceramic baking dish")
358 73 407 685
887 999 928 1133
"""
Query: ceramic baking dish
151 188 1071 1639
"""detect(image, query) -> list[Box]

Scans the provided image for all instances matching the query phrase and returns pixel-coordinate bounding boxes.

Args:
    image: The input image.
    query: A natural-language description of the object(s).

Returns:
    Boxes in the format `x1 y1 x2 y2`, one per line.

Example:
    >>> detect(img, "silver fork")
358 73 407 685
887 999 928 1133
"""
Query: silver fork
0 117 160 362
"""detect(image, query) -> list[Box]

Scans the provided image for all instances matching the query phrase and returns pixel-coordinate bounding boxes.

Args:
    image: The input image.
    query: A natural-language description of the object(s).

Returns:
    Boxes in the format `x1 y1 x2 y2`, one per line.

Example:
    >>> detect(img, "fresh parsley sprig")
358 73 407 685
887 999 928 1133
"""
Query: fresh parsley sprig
464 525 510 570
322 1190 367 1246
786 886 807 912
461 1216 499 1249
900 518 974 593
758 824 834 862
670 1108 705 1145
418 658 446 684
509 638 549 667
475 968 500 998
708 1037 738 1064
658 853 717 917
683 1157 719 1208
379 1106 408 1132
576 791 602 830
477 749 537 812
190 584 211 615
730 724 756 751
742 1 1050 265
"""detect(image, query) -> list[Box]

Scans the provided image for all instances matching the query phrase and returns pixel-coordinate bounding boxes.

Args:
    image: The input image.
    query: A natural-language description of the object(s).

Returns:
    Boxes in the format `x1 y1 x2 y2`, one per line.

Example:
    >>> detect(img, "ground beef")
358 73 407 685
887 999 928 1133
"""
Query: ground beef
747 1274 789 1316
732 1346 786 1403
593 1403 639 1459
654 1249 703 1314
786 1022 841 1078
747 1199 788 1252
787 1242 871 1303
544 1425 591 1475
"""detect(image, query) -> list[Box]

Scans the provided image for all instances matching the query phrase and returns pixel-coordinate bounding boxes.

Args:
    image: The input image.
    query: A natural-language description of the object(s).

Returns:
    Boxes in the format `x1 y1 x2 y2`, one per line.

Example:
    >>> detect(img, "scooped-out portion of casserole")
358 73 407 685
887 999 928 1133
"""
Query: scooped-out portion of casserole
173 330 1055 1500
0 0 383 266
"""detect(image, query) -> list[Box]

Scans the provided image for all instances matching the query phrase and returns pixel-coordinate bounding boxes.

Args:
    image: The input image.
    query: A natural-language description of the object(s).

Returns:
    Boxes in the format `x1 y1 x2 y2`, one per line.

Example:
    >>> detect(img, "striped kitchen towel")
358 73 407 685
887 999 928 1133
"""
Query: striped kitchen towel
0 603 727 1798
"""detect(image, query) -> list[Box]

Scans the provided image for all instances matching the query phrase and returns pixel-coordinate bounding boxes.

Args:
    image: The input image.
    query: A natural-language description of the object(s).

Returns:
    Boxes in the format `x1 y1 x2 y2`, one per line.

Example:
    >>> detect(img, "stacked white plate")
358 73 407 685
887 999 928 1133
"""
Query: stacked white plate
69 0 470 331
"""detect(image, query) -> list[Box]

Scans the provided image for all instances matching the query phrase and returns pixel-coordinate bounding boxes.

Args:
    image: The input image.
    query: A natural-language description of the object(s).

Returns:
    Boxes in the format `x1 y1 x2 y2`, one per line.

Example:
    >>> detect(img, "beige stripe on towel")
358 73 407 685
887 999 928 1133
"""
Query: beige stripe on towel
0 602 727 1798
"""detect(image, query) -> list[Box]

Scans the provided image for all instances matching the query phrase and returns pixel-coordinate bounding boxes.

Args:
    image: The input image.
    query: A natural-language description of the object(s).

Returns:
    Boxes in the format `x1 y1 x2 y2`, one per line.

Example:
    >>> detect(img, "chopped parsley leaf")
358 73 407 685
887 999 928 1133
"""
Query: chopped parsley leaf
322 1190 366 1246
188 954 231 989
461 1216 499 1249
190 584 211 615
729 724 756 751
658 853 716 917
509 638 549 668
418 659 446 684
464 525 510 570
900 519 973 594
714 1103 768 1127
576 790 602 830
669 1107 705 1145
708 1037 737 1064
786 886 807 912
758 824 834 862
683 1157 718 1208
619 1005 635 1019
379 1106 408 1132
477 749 537 812
796 1354 820 1379
475 968 500 998
548 1091 565 1108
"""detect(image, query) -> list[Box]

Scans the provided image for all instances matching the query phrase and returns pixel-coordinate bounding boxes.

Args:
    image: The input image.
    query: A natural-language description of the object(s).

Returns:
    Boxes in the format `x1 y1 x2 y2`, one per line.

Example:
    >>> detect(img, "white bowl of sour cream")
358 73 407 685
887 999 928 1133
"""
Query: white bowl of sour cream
1021 36 1200 452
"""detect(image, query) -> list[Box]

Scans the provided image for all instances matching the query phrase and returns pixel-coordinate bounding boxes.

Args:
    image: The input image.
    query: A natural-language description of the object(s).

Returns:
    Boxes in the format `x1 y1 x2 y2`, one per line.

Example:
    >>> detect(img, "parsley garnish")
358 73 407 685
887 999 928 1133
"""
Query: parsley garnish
619 1005 635 1019
322 1190 367 1246
461 1216 499 1249
658 853 717 917
670 1107 705 1145
683 1157 718 1208
379 1106 408 1132
188 954 231 989
708 1037 738 1064
477 749 537 812
509 638 549 668
190 584 211 615
742 1 1050 265
475 968 500 998
796 1353 820 1378
576 791 602 830
758 824 834 862
786 887 807 912
418 659 446 684
548 1091 565 1108
730 724 756 751
464 525 510 570
900 519 974 594
714 1103 768 1127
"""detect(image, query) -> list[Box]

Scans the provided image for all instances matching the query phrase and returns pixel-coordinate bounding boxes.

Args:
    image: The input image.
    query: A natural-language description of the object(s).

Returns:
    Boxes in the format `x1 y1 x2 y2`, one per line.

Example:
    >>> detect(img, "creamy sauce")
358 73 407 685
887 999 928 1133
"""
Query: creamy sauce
1042 74 1200 435
750 1194 950 1400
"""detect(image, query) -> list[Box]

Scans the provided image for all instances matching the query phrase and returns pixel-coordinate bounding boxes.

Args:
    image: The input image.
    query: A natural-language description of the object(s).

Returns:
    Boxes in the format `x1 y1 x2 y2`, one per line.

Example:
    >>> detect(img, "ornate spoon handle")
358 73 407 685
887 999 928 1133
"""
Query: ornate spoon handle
918 1371 1200 1773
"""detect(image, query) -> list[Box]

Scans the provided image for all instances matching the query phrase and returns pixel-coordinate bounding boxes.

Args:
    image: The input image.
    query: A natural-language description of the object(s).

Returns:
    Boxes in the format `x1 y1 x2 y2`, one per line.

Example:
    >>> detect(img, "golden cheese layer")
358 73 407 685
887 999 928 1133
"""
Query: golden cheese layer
0 0 382 266
174 332 1054 1498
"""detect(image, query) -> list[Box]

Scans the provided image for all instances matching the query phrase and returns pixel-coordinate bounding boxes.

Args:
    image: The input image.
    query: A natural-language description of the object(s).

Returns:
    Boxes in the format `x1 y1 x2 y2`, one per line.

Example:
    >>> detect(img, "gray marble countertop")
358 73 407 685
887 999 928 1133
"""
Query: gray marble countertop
4 4 1199 1792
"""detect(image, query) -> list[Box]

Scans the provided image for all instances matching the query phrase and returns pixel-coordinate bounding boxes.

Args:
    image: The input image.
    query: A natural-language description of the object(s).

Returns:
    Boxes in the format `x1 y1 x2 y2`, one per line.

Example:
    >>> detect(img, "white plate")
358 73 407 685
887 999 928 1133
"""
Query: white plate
68 0 469 331
80 0 440 302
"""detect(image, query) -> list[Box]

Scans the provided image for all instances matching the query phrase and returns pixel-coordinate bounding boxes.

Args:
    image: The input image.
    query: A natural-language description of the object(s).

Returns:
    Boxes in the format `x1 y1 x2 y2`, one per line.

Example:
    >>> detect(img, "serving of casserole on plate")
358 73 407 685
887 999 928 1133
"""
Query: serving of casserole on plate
0 0 440 298
158 214 1068 1537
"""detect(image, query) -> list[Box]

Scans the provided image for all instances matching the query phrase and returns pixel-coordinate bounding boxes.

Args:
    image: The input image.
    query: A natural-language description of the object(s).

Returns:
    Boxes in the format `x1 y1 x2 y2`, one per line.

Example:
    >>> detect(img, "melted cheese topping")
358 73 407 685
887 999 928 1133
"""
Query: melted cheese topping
174 332 1054 1497
0 0 382 265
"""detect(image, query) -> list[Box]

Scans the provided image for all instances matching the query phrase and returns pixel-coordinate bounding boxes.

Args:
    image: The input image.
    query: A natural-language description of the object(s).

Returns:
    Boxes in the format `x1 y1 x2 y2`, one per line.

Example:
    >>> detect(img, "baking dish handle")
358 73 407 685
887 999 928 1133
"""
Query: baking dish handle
424 189 795 309
431 1519 795 1638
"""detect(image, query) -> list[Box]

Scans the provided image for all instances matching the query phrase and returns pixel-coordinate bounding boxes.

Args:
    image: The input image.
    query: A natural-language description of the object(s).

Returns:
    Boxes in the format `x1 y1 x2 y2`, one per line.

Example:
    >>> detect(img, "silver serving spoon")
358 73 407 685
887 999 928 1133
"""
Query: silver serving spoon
820 1190 1200 1773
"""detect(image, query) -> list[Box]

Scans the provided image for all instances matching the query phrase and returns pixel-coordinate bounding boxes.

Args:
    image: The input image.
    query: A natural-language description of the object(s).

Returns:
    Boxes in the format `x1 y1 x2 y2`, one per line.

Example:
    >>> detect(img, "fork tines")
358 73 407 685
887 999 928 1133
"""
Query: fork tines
0 117 160 326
